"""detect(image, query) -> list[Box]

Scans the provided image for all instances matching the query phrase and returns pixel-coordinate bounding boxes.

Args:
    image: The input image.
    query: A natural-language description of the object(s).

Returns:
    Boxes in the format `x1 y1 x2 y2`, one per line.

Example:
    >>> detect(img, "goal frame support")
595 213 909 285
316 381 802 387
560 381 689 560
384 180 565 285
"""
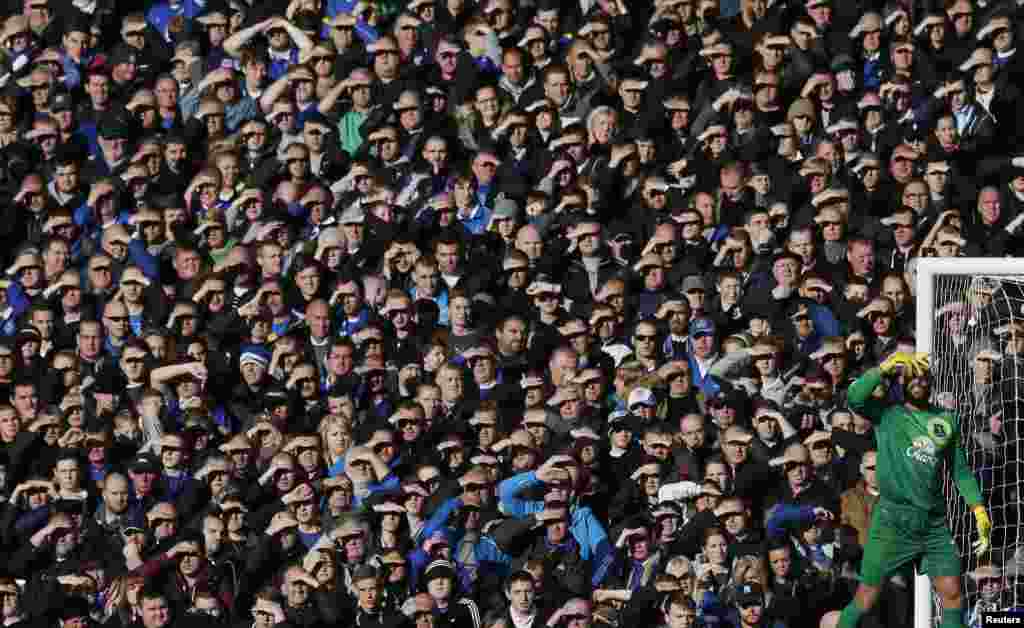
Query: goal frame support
913 257 1024 628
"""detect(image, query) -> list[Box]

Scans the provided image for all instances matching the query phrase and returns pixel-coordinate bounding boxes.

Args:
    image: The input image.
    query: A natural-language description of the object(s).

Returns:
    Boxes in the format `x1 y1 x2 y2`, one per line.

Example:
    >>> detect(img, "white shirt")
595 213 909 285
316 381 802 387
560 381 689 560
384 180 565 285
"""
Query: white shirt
976 87 995 112
509 609 536 628
694 353 718 380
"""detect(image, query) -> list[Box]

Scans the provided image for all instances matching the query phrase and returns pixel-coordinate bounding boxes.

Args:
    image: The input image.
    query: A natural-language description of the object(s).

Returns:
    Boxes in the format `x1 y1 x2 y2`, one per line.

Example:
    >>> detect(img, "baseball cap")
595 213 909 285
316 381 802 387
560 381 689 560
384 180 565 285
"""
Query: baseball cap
351 564 379 582
49 91 73 112
689 318 715 338
129 452 161 473
681 275 706 293
492 197 520 220
628 387 656 409
424 559 456 581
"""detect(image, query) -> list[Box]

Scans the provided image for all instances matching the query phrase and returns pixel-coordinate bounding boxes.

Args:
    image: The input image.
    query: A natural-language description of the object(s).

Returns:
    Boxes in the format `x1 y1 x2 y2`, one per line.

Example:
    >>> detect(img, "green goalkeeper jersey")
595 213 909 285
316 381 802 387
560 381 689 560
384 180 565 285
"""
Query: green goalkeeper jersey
847 367 983 515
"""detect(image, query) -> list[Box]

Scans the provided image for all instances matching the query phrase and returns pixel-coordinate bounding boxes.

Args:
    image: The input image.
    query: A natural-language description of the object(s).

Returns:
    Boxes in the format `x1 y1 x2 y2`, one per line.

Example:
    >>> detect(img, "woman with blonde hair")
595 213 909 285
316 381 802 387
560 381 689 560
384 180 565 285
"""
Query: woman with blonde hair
101 573 147 626
319 414 353 476
212 149 243 209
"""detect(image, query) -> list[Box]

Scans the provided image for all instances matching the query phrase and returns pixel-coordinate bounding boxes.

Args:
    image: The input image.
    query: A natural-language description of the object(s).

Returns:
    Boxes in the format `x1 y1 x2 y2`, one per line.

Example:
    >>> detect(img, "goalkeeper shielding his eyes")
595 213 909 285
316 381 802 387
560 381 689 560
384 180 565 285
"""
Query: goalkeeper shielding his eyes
821 351 992 628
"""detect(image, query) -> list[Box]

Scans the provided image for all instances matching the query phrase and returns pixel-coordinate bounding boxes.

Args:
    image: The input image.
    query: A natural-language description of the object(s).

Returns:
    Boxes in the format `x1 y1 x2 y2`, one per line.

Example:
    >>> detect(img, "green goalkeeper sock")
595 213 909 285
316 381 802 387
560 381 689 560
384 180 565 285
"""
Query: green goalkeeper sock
939 607 964 628
838 599 867 628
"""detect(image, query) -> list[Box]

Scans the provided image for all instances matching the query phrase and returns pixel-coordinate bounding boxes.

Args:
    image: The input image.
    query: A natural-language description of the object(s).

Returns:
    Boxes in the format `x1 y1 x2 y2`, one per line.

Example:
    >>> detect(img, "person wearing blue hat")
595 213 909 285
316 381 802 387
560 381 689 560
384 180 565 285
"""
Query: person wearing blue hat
687 317 723 397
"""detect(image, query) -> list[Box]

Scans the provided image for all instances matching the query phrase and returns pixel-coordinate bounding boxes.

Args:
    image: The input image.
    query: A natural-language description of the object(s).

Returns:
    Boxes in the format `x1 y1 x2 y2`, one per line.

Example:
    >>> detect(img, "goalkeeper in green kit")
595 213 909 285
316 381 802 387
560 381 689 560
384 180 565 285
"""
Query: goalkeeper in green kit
821 352 993 628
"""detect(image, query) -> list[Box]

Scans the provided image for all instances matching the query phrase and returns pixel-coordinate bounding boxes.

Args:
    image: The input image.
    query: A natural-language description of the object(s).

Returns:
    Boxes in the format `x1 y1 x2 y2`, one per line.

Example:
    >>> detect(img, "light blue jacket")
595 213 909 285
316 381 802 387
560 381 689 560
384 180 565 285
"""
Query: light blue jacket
498 470 614 585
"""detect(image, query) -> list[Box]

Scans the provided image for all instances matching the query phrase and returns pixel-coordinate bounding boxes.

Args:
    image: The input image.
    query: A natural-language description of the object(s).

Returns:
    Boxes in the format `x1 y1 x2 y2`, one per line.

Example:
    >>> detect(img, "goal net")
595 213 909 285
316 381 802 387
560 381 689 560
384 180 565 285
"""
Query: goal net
915 258 1024 628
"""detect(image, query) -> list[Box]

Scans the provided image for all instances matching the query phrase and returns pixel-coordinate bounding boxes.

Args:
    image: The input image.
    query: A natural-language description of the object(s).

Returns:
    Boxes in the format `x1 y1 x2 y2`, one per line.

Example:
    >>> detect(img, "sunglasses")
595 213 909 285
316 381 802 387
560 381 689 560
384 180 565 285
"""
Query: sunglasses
783 461 810 473
809 440 832 451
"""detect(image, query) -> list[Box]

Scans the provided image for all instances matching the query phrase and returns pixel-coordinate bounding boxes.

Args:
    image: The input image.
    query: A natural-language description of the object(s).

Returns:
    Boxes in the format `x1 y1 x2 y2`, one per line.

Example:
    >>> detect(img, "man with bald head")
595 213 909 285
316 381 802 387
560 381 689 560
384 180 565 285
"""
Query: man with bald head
720 425 754 471
515 225 548 271
675 413 712 481
305 299 332 370
96 472 136 529
841 450 879 547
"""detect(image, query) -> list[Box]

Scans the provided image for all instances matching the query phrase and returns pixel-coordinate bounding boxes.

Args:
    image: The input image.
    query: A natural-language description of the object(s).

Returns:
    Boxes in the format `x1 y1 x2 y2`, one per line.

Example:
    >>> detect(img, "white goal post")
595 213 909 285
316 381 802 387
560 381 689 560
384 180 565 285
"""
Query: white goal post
914 257 1024 628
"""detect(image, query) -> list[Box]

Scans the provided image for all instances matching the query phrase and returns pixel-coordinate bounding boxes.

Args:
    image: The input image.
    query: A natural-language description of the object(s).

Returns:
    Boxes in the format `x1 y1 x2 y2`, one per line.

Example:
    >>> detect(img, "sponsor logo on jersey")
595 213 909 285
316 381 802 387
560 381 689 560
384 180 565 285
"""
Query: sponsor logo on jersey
927 416 953 448
907 435 938 465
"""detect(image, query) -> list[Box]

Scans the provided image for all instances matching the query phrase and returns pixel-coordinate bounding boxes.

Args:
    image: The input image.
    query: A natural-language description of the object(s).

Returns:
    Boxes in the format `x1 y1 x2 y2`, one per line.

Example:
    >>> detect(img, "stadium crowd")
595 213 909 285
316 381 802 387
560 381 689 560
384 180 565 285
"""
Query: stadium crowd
1 0 1024 626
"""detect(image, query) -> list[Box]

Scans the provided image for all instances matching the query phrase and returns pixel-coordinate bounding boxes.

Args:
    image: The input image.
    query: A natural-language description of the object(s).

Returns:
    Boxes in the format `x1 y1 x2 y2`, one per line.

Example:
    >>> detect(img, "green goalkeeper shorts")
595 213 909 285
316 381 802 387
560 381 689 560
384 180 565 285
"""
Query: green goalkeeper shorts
858 501 962 586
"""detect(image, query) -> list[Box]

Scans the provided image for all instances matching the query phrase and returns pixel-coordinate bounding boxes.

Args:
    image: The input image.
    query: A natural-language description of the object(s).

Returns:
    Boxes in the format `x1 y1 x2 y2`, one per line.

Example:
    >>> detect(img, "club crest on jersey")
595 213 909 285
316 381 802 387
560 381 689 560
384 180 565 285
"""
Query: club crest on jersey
907 435 938 465
926 416 953 447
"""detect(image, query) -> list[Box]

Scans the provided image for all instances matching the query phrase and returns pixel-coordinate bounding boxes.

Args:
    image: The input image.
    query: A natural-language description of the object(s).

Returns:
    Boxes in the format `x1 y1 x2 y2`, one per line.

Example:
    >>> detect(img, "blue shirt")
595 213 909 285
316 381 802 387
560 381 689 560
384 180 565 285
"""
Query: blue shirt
458 204 491 235
146 0 206 40
409 286 449 326
179 91 259 134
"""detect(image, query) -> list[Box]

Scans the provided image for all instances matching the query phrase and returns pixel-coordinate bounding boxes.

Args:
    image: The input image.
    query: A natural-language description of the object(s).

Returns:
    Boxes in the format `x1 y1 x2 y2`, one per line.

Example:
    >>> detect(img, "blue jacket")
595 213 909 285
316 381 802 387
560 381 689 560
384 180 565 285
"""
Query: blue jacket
765 504 816 539
146 0 206 40
809 302 841 337
2 283 31 336
686 347 722 398
412 496 512 593
497 470 613 585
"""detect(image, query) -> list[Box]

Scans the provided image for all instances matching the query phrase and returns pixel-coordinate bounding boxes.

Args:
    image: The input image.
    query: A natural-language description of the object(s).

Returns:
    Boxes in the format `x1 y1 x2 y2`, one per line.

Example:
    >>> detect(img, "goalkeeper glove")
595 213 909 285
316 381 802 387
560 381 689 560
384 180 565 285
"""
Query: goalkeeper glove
972 505 992 557
879 352 930 378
